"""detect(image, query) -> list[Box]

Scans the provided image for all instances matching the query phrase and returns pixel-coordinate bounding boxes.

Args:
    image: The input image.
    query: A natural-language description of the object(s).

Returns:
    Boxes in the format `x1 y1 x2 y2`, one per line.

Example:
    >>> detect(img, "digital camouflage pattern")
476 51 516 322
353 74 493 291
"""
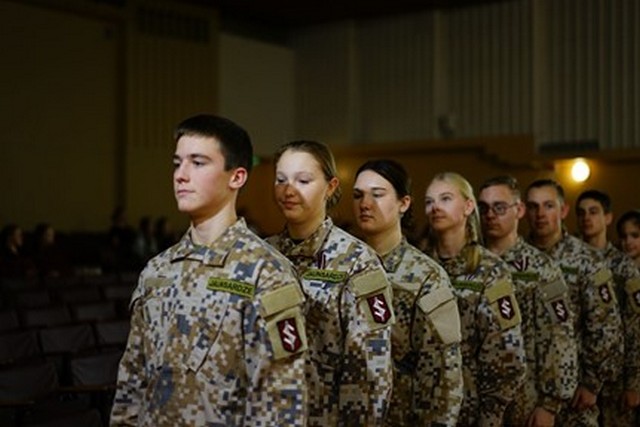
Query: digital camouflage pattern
380 238 463 426
436 243 526 427
499 237 578 424
529 231 623 427
598 242 640 427
267 217 394 427
110 219 308 426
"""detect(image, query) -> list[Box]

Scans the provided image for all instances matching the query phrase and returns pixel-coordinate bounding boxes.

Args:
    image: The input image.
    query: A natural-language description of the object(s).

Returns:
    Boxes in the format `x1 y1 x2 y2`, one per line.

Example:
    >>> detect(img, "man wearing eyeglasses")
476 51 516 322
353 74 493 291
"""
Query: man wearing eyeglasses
478 175 577 427
576 189 640 427
524 178 622 427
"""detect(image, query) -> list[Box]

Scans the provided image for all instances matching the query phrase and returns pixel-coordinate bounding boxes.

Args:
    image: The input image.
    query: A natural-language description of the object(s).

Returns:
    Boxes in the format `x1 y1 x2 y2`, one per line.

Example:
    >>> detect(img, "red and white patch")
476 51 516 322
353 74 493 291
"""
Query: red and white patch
497 296 515 320
551 299 568 322
277 318 301 353
366 293 391 324
599 284 612 303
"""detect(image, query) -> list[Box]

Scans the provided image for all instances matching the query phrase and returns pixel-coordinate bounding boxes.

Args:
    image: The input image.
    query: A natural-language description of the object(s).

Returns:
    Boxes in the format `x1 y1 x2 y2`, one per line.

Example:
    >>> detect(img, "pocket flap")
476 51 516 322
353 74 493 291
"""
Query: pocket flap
351 270 388 297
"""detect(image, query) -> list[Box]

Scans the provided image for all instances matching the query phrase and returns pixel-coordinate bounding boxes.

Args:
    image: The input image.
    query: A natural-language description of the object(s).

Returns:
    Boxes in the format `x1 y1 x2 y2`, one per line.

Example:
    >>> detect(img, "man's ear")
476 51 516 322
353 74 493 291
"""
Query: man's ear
515 201 526 220
229 167 248 190
560 201 570 220
399 195 412 214
605 212 613 226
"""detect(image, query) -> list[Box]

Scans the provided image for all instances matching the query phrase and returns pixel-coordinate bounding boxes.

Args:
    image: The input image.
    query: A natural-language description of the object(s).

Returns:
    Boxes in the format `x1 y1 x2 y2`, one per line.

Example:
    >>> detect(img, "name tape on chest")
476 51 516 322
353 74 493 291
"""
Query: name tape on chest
302 268 348 283
207 277 255 299
510 271 540 282
452 280 483 293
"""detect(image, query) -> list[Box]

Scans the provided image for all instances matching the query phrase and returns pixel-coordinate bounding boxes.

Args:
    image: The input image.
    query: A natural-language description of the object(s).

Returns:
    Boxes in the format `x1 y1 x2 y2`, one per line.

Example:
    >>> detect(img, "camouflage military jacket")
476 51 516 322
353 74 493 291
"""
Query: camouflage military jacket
501 237 577 419
529 231 623 393
381 238 463 427
437 243 526 427
602 242 640 392
110 219 308 426
267 217 394 427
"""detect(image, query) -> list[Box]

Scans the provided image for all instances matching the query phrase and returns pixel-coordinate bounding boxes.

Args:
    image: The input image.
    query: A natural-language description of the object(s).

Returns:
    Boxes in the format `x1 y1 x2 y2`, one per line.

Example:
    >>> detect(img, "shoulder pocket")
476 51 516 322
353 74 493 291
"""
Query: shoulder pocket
417 286 461 344
485 278 521 330
625 277 640 314
260 284 308 360
352 270 395 330
541 279 571 323
593 268 616 307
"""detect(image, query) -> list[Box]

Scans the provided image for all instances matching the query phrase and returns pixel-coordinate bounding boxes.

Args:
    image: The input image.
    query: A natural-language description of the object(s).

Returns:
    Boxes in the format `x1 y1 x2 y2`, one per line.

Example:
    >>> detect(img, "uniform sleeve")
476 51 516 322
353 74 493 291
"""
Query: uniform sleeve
477 275 527 427
580 266 623 393
535 273 578 413
110 286 147 426
414 282 464 426
244 270 308 426
340 267 394 426
622 273 640 392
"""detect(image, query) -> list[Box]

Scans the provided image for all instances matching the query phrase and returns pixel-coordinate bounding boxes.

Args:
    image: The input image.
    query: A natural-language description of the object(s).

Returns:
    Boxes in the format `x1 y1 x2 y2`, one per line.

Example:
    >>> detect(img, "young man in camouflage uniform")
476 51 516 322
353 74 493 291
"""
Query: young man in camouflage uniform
478 176 577 427
110 115 308 426
525 179 623 427
576 189 640 426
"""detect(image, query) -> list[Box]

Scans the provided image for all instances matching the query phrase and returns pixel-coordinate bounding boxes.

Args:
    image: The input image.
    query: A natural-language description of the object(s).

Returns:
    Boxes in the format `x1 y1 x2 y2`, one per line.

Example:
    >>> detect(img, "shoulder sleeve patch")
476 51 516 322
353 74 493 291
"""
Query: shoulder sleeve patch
351 269 388 297
594 268 613 286
540 279 568 302
259 283 304 318
484 278 514 303
625 277 640 313
484 278 521 330
417 286 455 314
265 306 308 360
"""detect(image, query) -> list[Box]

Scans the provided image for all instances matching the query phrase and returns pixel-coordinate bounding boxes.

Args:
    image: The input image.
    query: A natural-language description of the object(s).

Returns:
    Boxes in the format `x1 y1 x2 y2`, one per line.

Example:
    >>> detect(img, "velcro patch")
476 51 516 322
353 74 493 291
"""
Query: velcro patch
302 268 348 283
625 278 640 313
417 286 455 314
145 277 172 288
540 279 568 302
259 284 304 318
594 268 613 286
266 307 308 360
207 277 255 299
485 278 514 304
351 269 388 297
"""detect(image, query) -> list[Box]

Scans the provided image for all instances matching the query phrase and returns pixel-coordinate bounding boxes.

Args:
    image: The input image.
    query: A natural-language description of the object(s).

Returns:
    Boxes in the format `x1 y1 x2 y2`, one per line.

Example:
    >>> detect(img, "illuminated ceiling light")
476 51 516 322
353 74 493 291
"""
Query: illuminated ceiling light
571 158 590 182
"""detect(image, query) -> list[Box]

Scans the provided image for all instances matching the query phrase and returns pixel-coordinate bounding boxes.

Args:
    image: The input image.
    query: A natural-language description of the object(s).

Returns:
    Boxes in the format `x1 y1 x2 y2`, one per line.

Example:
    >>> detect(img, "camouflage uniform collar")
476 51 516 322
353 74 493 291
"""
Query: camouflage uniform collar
437 245 470 276
277 217 333 259
169 218 248 266
381 238 409 273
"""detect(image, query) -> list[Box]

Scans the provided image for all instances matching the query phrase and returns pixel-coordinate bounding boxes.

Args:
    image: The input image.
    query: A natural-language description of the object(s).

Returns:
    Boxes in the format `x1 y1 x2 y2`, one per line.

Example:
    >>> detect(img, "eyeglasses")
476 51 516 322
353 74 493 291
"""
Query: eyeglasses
477 202 518 216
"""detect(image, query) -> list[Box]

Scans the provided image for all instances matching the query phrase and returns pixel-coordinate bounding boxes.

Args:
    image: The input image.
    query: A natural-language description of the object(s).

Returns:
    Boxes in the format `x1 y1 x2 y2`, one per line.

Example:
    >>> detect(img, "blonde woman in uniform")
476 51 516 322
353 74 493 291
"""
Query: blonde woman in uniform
422 171 526 426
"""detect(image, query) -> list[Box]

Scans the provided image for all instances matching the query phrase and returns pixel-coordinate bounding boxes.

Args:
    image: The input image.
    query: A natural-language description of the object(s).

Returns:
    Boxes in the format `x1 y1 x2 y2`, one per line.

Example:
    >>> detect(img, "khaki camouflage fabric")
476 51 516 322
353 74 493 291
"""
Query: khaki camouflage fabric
267 217 394 427
598 242 640 427
500 237 578 425
110 219 308 426
529 231 623 427
380 238 463 426
436 243 526 427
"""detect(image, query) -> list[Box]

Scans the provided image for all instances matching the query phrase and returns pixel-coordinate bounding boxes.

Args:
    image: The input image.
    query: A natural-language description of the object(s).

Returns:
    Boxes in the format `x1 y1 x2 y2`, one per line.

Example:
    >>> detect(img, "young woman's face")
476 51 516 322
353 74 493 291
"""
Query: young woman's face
424 179 472 235
274 150 336 228
619 220 640 261
353 170 408 238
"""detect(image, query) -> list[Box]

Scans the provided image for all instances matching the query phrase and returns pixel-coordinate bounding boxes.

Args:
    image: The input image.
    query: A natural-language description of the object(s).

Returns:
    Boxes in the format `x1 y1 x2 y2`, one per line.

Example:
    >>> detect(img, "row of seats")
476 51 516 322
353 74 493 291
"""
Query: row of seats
0 273 137 427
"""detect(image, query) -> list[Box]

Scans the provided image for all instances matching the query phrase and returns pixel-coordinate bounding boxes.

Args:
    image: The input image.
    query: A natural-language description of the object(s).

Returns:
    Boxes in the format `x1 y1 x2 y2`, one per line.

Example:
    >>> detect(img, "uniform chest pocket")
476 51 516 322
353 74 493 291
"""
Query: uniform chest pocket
182 288 232 374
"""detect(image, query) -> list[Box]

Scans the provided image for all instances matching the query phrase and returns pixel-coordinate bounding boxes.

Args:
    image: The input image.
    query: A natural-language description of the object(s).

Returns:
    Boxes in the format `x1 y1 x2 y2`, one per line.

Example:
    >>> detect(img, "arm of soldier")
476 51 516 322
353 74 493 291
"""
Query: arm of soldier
414 284 463 427
535 276 578 414
246 274 308 427
580 267 623 393
110 294 147 426
623 277 640 398
341 268 394 426
477 277 527 427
